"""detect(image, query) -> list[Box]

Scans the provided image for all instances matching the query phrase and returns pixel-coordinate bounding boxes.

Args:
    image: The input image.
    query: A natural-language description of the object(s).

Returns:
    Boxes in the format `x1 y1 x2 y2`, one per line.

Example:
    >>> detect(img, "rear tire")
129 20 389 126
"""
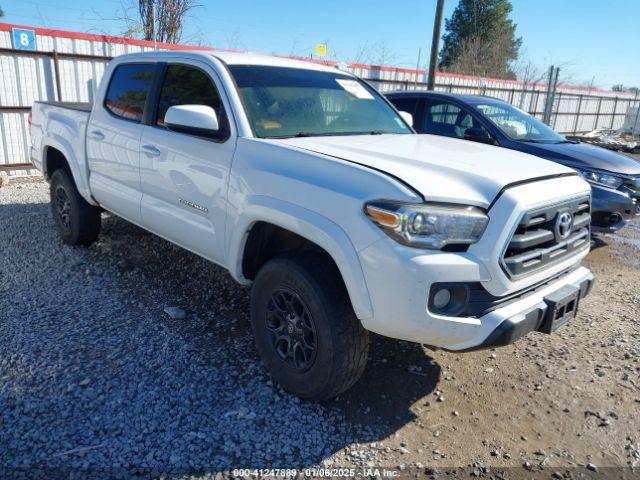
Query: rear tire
250 251 369 400
50 169 101 246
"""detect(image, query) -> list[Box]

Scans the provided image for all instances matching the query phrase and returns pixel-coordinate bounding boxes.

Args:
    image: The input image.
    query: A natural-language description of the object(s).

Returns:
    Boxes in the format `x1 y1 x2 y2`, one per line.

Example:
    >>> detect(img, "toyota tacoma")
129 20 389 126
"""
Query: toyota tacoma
30 51 594 400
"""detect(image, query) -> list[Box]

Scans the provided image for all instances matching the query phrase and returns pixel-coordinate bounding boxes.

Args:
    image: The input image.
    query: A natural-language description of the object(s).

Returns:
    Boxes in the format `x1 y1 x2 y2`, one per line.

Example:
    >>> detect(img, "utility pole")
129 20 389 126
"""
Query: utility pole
427 0 445 90
152 2 157 50
414 47 422 88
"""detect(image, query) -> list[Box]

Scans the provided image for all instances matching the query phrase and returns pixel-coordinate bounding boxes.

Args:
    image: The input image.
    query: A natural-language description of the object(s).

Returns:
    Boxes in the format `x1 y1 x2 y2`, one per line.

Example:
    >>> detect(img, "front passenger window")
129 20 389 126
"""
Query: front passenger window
156 65 226 132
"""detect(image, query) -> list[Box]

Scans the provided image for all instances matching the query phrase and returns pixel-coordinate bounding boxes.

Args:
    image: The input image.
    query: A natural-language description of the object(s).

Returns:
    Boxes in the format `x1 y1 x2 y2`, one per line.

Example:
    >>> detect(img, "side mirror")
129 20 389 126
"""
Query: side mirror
464 127 496 145
399 111 414 127
165 105 219 137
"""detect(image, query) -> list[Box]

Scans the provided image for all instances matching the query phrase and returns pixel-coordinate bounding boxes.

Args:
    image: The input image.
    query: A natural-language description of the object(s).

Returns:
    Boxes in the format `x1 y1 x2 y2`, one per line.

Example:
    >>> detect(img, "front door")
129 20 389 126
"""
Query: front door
139 60 236 264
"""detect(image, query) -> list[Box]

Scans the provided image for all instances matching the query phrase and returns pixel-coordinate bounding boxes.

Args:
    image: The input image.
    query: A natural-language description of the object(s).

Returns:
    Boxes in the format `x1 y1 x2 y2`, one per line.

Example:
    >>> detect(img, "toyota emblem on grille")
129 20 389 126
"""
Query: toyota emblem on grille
555 212 573 240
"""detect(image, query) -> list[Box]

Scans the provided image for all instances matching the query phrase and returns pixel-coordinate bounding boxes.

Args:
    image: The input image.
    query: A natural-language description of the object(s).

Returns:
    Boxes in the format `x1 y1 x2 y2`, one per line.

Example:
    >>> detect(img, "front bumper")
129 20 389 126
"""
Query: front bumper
358 231 593 350
591 184 638 233
463 269 593 351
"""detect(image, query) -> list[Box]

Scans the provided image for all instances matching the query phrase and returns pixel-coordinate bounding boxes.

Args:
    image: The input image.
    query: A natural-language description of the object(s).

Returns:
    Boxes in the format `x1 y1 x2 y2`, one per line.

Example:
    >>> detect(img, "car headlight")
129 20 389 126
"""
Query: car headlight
578 169 623 189
364 200 489 249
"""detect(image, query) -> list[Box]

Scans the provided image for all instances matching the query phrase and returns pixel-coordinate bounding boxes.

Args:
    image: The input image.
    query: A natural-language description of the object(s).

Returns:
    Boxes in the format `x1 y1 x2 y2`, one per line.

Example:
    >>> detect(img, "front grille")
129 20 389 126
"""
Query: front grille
502 196 591 278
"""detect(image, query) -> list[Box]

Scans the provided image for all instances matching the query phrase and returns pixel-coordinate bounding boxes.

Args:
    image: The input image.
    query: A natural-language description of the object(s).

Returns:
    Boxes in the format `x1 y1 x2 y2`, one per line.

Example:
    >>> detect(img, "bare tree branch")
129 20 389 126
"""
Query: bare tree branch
138 0 197 44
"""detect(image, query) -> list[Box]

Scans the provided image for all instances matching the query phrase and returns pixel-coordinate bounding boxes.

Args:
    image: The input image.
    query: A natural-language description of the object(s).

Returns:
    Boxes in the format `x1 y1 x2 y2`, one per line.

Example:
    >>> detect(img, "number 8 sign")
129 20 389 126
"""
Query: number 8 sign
12 28 36 51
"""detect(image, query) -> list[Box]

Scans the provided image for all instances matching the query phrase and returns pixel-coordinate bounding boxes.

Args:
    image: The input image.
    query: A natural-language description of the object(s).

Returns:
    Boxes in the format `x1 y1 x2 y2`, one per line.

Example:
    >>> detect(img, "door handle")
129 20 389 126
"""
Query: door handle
89 130 105 141
141 144 161 157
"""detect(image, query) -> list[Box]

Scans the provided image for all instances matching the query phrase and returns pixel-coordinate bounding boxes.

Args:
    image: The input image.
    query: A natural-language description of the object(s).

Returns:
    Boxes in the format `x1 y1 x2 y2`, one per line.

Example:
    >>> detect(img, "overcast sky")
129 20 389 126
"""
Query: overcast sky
4 0 639 88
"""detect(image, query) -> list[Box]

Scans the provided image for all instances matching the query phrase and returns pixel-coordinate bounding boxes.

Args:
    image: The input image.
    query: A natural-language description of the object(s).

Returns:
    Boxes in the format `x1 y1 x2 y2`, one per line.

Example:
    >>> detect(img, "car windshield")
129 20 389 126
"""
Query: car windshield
473 102 566 143
228 65 412 138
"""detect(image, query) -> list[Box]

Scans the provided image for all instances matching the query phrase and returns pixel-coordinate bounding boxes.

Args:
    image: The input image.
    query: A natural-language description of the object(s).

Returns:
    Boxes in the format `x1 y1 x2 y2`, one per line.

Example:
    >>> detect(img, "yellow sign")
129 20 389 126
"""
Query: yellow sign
315 44 327 57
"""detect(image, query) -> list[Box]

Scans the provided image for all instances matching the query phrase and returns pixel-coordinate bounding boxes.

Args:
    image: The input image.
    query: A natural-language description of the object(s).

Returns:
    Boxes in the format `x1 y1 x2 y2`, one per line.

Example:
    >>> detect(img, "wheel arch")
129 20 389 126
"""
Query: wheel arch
41 138 96 205
228 196 374 321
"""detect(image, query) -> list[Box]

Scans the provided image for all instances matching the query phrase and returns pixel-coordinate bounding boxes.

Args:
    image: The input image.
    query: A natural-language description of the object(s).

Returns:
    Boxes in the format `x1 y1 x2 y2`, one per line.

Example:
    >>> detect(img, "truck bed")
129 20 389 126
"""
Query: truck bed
35 101 92 113
30 100 92 199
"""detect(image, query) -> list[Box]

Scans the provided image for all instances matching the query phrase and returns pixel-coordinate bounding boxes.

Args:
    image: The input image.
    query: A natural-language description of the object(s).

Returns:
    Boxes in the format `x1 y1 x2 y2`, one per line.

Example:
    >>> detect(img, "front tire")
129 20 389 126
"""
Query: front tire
250 252 369 400
49 169 101 246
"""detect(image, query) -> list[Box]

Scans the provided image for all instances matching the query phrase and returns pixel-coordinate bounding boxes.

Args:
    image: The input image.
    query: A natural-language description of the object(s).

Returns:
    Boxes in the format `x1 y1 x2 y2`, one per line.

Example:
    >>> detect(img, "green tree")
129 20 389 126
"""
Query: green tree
439 0 522 79
0 5 4 17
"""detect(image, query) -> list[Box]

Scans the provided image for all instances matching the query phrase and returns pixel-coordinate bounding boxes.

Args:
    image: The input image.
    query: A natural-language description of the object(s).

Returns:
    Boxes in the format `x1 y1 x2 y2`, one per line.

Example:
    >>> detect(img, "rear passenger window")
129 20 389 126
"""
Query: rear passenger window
104 63 155 122
422 101 464 138
427 102 462 125
156 65 224 128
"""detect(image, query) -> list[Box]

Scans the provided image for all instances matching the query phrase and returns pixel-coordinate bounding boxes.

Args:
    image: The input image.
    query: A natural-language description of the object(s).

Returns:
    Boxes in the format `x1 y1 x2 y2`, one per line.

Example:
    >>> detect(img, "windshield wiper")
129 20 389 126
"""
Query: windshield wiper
519 138 579 144
270 131 393 139
268 132 333 138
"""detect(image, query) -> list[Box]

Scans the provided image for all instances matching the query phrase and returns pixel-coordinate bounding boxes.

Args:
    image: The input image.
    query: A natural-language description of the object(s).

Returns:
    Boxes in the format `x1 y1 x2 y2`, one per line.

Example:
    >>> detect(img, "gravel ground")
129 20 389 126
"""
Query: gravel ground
1 178 639 479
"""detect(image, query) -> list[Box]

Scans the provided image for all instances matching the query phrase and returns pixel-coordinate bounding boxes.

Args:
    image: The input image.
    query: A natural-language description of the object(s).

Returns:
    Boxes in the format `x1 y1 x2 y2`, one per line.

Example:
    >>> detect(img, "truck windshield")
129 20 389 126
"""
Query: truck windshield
473 102 567 143
228 65 412 138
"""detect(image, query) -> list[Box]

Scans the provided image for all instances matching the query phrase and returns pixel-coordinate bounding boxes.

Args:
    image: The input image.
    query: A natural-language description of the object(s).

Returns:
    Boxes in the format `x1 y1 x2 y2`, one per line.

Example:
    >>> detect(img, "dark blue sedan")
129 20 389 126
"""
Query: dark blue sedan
386 91 640 233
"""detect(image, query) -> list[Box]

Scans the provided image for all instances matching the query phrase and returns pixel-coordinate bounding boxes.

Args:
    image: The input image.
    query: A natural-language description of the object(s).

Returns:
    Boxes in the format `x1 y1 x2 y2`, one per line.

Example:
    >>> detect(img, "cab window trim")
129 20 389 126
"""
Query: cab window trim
150 62 231 143
102 62 158 124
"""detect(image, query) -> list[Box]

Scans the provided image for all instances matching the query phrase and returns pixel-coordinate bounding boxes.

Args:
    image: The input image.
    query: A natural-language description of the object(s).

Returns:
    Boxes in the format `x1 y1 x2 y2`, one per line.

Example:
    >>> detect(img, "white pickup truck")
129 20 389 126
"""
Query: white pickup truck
30 51 594 400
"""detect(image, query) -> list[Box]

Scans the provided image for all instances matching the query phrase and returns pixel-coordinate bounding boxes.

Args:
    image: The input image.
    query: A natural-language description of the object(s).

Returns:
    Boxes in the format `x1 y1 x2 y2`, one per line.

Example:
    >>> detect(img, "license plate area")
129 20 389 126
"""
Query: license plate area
538 285 580 334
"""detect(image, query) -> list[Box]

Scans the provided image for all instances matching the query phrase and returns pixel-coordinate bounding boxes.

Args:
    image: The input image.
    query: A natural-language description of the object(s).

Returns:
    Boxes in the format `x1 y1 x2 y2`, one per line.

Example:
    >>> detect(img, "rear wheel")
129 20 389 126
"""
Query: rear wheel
50 169 101 246
250 251 369 400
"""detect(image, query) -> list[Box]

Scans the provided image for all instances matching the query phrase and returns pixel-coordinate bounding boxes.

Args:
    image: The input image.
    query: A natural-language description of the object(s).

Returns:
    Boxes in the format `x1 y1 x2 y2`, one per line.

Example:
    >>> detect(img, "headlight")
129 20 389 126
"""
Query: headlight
364 200 489 249
578 169 623 189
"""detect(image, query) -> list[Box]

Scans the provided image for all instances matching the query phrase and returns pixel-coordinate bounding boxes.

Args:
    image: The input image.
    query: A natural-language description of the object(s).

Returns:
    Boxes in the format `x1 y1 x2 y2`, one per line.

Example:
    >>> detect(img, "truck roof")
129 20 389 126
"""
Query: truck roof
112 50 346 75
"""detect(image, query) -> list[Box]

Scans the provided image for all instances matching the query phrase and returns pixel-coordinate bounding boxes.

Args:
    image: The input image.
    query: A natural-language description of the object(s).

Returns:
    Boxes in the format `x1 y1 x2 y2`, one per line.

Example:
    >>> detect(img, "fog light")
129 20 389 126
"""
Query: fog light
428 283 471 316
433 288 451 309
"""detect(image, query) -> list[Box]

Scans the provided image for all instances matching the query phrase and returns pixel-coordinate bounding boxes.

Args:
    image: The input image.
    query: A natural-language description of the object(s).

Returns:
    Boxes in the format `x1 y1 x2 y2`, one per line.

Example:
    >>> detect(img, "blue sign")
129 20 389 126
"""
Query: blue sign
12 28 36 51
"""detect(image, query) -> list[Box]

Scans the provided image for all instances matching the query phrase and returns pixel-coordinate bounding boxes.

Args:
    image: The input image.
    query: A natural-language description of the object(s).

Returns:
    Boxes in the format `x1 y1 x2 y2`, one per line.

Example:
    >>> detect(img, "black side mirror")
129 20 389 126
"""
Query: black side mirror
464 127 496 145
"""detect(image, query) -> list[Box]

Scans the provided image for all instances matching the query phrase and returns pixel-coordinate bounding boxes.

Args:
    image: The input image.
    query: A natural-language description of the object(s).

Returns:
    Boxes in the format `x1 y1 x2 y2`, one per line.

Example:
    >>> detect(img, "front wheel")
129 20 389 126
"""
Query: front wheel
50 169 101 246
250 252 369 400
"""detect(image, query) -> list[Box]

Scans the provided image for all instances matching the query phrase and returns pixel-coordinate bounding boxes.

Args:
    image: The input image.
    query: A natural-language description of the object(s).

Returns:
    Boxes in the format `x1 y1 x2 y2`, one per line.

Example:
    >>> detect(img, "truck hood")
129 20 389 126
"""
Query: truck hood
273 134 574 208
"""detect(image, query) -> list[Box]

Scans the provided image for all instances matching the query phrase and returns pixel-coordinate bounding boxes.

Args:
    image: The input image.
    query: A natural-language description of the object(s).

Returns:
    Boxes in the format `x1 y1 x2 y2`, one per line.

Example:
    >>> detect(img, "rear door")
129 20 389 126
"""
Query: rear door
87 62 156 223
138 60 236 264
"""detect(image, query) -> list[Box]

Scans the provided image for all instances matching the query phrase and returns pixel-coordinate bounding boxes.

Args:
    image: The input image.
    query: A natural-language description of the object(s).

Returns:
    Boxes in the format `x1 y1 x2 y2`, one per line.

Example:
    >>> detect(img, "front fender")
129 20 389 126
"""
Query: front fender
228 195 374 320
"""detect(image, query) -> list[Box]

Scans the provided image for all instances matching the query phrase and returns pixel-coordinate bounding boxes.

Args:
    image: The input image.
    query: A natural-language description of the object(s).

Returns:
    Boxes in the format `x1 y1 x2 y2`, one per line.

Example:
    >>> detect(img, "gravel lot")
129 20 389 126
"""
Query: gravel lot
1 178 639 478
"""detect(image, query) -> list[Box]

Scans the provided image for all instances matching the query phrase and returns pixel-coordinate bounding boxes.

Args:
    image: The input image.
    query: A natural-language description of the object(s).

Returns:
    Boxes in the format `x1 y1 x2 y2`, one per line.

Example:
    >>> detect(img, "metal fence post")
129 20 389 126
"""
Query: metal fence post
610 97 618 129
543 66 555 124
552 92 562 129
573 94 583 134
52 50 63 102
632 91 640 136
594 97 603 130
